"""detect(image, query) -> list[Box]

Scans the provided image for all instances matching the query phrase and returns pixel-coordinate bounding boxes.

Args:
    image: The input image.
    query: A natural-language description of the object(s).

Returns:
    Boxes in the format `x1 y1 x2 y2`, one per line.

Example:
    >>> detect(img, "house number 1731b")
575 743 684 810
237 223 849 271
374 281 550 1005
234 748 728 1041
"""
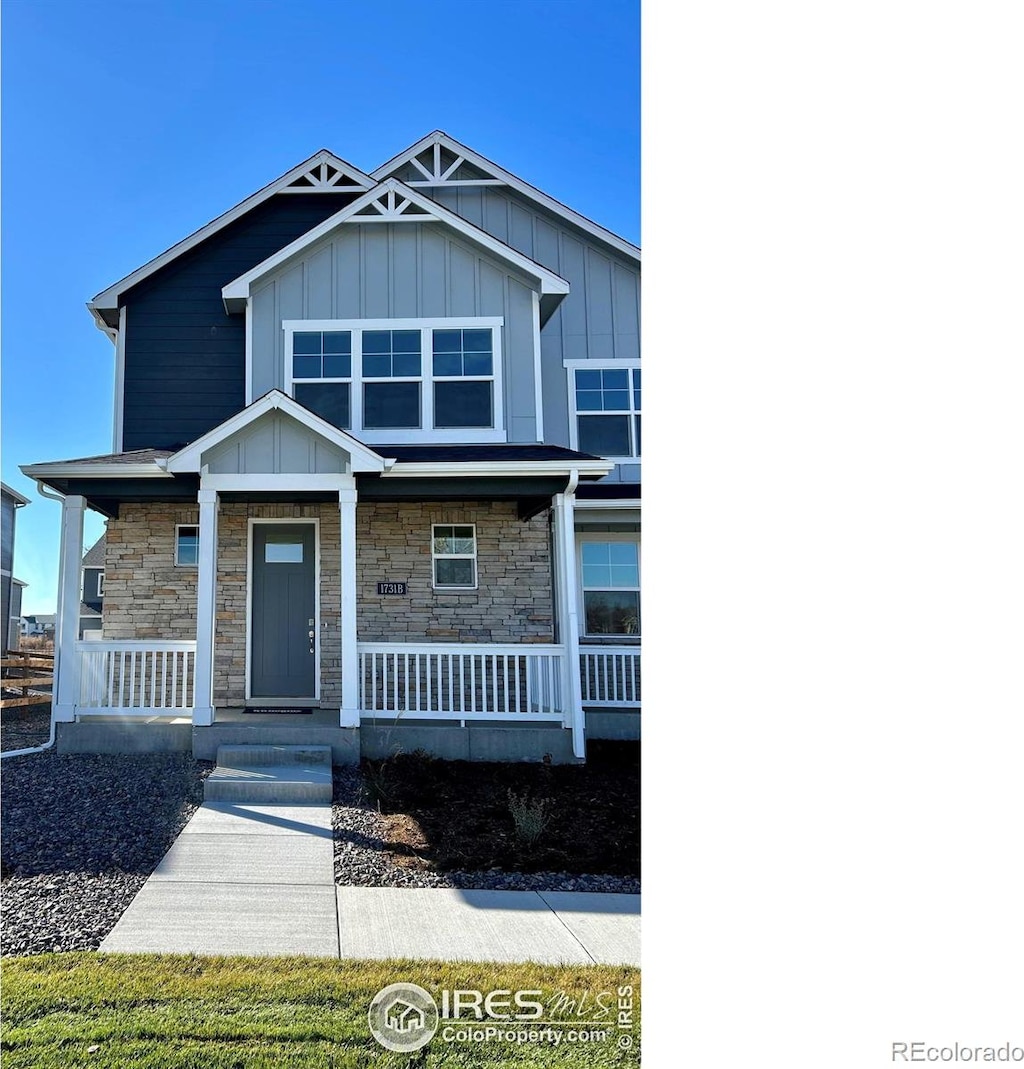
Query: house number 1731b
376 582 408 595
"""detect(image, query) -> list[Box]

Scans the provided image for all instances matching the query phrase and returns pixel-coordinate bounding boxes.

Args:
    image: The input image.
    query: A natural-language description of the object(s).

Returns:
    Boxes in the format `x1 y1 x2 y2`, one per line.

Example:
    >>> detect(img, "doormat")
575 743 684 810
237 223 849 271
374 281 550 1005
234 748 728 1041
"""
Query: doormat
243 707 314 715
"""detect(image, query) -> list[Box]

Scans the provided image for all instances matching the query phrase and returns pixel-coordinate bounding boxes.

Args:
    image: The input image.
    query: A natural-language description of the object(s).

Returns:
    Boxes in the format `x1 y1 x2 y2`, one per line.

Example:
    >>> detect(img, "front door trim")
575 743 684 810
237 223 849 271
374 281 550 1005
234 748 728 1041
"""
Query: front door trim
245 517 321 702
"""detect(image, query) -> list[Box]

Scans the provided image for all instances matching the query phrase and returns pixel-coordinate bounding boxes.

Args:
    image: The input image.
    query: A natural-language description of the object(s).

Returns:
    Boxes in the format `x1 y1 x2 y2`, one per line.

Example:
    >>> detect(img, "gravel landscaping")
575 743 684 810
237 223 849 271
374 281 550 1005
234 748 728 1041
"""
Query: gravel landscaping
2 726 637 957
0 747 211 957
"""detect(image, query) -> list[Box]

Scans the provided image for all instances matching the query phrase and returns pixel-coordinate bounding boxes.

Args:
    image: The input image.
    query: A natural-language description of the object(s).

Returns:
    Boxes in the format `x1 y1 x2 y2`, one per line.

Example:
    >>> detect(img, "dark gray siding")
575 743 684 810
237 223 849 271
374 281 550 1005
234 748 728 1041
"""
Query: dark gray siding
122 194 357 451
1 494 14 575
82 566 104 611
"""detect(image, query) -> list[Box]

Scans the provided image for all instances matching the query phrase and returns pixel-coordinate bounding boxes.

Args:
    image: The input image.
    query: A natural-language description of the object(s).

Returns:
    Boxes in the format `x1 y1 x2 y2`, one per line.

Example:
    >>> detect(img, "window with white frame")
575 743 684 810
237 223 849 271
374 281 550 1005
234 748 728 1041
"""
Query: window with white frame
569 364 641 459
96 571 105 597
285 318 503 442
432 524 477 589
579 538 640 636
175 525 199 567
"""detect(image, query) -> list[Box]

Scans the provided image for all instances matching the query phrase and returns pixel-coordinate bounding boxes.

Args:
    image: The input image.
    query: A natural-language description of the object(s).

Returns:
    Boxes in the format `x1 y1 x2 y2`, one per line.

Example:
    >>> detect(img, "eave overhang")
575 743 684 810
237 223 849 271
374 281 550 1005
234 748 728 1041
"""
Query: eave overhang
221 178 571 320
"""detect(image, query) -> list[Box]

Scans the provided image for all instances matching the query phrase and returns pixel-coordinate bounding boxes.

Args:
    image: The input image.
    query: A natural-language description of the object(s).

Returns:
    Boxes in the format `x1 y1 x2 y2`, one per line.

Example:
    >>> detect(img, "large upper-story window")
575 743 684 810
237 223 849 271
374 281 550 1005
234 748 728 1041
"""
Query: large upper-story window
285 318 504 443
566 361 641 461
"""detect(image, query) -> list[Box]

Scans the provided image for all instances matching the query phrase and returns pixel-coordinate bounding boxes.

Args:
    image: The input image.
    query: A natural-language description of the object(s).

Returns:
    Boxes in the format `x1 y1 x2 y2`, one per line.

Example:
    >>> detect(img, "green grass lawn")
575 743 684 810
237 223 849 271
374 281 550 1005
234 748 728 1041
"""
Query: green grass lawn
1 954 640 1068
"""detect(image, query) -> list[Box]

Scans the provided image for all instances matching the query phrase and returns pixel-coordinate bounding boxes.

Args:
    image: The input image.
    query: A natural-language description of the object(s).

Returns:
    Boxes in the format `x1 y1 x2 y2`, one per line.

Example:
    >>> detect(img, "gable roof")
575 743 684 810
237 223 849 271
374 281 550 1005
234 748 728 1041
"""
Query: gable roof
221 177 571 322
372 130 640 264
164 389 392 474
83 535 106 568
88 149 376 328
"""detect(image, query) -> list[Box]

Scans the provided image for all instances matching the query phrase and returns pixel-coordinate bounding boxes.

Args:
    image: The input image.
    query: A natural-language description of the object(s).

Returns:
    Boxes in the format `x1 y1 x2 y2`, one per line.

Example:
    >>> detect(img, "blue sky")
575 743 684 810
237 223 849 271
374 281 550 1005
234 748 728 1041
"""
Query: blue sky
1 0 640 613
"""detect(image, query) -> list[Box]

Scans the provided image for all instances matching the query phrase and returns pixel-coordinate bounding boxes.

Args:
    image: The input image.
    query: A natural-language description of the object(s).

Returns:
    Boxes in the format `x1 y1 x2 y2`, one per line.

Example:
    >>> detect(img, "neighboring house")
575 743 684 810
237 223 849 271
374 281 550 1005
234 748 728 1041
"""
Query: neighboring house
1 482 31 654
80 534 105 640
21 616 45 638
21 131 640 763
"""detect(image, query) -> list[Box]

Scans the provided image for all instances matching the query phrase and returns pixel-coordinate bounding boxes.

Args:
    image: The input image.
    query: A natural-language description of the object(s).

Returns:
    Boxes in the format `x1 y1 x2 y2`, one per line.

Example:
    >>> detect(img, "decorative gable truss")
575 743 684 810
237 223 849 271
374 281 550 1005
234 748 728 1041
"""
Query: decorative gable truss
280 158 375 193
398 141 504 188
348 185 436 220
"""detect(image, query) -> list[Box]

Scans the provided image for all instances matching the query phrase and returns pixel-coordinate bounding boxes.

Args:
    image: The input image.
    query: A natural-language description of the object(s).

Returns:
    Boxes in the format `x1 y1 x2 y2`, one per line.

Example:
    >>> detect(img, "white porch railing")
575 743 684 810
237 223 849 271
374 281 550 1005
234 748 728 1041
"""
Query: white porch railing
358 642 566 721
579 644 641 707
76 641 197 715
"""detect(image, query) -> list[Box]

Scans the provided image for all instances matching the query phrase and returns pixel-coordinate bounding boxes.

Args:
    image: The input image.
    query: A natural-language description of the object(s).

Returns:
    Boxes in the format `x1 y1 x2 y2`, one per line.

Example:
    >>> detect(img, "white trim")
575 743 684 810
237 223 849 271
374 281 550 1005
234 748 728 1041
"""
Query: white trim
21 462 171 479
371 131 640 263
339 486 359 727
96 572 105 598
575 497 641 510
431 522 478 591
381 459 613 479
283 317 506 445
245 518 321 704
165 389 391 474
244 303 253 405
532 292 544 442
112 306 126 452
192 490 218 725
553 490 586 756
88 150 375 320
222 178 570 312
200 474 354 493
175 524 200 567
54 495 86 722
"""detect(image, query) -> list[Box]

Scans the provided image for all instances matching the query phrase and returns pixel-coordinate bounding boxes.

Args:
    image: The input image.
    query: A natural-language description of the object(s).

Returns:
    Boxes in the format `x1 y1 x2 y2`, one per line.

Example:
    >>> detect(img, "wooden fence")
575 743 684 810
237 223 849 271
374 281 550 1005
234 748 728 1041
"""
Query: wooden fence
1 651 54 710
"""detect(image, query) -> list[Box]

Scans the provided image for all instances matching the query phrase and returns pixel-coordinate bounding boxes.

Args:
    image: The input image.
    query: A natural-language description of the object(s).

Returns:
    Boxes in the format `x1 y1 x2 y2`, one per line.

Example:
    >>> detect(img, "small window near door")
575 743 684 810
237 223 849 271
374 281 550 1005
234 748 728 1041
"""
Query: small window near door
265 542 304 564
432 524 477 589
175 525 199 567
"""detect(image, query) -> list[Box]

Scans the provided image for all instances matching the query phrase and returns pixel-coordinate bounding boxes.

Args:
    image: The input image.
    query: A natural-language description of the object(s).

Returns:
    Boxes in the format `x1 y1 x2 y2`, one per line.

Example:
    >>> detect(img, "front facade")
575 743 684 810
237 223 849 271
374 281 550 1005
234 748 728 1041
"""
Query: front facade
23 132 640 762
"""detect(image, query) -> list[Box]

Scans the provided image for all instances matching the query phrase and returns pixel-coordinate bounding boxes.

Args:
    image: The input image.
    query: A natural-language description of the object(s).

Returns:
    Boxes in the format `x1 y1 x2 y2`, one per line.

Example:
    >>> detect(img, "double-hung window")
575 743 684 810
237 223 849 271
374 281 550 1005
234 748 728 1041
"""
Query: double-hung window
285 318 504 443
566 361 641 460
579 537 641 637
432 524 477 589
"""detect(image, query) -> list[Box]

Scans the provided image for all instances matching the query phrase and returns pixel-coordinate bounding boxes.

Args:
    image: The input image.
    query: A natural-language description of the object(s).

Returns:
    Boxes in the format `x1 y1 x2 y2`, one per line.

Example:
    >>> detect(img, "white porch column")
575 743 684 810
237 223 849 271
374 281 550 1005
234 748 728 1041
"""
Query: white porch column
553 480 586 759
192 488 219 726
53 494 86 722
339 484 359 727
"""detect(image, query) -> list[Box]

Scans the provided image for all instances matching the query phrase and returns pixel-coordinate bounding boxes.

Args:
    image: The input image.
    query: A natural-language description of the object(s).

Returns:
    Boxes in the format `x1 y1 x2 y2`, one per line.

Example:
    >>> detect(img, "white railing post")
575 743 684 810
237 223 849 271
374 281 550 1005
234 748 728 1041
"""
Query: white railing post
192 488 218 726
339 484 360 727
53 494 86 722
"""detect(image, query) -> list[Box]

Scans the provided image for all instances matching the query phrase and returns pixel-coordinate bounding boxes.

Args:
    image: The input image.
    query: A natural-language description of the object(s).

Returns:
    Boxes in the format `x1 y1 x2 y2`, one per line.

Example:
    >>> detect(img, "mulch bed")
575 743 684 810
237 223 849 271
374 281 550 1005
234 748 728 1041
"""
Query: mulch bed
361 740 639 877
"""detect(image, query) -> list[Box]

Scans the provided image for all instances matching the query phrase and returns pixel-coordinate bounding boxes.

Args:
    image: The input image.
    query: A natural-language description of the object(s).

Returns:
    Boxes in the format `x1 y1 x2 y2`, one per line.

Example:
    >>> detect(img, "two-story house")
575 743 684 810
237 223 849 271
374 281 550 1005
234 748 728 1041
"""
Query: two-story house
22 132 640 763
79 534 105 640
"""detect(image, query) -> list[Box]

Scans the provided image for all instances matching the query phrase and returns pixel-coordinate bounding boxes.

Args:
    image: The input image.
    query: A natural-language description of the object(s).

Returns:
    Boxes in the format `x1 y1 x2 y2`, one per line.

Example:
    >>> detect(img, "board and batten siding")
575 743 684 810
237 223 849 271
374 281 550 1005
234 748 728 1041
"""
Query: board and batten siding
120 194 358 452
421 185 640 482
249 222 542 443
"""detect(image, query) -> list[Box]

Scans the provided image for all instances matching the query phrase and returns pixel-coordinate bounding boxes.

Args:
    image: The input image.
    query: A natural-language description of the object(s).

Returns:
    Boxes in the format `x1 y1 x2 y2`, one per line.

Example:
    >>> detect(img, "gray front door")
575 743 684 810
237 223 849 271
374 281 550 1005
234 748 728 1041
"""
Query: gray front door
251 524 316 698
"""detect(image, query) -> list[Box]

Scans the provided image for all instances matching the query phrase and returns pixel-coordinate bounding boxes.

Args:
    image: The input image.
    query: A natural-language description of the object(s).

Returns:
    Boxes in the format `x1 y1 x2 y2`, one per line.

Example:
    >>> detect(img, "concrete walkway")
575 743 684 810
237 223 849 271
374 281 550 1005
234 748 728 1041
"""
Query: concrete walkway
100 801 640 965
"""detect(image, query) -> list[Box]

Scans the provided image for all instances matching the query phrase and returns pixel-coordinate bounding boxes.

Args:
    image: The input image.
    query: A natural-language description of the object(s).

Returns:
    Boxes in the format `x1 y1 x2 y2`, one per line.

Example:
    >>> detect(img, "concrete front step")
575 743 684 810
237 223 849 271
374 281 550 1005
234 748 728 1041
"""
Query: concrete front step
215 744 332 767
205 745 334 803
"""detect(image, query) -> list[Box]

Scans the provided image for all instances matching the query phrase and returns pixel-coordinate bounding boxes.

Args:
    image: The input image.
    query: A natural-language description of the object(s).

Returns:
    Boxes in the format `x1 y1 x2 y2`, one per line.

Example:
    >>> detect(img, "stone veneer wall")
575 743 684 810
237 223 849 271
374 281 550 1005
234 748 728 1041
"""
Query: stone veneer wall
356 501 554 643
102 503 199 640
99 498 553 708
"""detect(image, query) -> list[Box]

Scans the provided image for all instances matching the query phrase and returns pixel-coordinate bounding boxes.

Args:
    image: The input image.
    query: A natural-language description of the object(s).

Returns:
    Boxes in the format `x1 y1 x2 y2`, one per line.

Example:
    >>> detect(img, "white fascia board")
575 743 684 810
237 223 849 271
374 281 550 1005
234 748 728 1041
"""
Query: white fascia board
575 498 641 510
221 178 570 313
1 482 32 505
165 389 391 474
372 131 641 264
381 459 614 479
89 150 376 320
20 462 171 480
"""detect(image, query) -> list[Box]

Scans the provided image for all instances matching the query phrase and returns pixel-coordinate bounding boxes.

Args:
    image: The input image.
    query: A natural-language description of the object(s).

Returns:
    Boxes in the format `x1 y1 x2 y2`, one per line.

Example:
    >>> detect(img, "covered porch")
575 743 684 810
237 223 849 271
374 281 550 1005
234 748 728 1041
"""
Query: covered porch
24 393 632 761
